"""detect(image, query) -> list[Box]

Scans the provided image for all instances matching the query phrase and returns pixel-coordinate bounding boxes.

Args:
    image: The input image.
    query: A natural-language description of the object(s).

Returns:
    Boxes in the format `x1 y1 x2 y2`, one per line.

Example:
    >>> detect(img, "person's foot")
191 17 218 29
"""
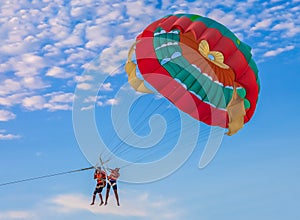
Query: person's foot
99 201 104 206
90 202 94 205
117 202 120 206
104 202 107 206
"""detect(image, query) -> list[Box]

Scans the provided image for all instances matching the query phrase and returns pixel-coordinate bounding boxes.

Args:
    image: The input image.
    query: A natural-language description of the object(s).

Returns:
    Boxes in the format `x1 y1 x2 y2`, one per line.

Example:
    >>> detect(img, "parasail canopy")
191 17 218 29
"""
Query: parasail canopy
125 14 260 135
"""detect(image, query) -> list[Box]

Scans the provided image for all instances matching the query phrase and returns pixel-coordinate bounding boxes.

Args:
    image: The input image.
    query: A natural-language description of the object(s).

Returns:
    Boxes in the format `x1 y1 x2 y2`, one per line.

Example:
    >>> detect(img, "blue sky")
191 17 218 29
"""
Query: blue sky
0 0 300 219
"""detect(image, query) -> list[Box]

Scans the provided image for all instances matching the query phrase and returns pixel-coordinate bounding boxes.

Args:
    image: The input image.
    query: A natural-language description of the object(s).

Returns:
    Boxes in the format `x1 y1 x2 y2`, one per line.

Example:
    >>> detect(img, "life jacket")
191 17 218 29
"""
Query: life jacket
94 170 106 185
108 170 120 181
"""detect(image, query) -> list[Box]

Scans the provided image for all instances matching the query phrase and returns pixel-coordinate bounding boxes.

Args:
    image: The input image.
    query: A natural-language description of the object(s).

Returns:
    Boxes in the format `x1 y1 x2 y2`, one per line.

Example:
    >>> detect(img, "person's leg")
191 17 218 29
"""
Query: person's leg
113 188 120 206
104 185 111 205
98 193 104 206
90 192 96 205
99 187 104 206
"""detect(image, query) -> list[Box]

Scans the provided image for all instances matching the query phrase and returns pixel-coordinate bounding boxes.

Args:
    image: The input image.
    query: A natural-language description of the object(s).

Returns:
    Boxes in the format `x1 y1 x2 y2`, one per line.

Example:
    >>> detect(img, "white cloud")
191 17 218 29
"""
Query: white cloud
263 45 295 57
48 13 71 41
208 9 237 27
0 42 28 56
47 92 74 103
0 190 183 219
291 6 300 12
98 35 133 75
13 53 46 77
21 76 49 90
124 1 156 18
77 83 92 90
43 103 72 111
251 19 273 31
46 66 74 79
44 92 73 111
105 98 118 106
81 95 121 110
0 211 35 219
21 92 74 111
0 92 32 107
0 110 16 121
56 34 84 48
97 101 104 106
0 79 22 96
85 25 111 48
81 62 102 72
206 9 254 37
100 83 113 91
81 105 94 111
43 44 62 57
46 191 181 219
83 95 103 103
259 40 270 46
64 47 96 65
22 95 46 110
0 91 73 112
0 0 299 120
74 75 94 83
266 5 285 12
272 22 300 37
49 193 146 216
96 98 119 107
0 132 21 140
0 97 13 107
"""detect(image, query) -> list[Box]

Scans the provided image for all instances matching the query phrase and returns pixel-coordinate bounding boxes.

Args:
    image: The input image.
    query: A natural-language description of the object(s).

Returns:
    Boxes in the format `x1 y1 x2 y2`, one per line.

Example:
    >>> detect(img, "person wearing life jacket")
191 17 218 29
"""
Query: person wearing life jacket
90 167 106 206
104 168 120 206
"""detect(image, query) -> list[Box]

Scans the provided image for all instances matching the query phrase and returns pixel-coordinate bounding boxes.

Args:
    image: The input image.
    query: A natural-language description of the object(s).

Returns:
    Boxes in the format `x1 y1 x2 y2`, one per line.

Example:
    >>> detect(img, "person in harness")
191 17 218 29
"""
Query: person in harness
104 168 120 206
90 167 106 206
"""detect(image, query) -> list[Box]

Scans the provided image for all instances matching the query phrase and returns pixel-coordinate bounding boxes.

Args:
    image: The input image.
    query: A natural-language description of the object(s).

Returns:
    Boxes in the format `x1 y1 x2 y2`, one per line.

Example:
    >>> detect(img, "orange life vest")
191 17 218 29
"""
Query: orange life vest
94 171 106 185
108 170 120 181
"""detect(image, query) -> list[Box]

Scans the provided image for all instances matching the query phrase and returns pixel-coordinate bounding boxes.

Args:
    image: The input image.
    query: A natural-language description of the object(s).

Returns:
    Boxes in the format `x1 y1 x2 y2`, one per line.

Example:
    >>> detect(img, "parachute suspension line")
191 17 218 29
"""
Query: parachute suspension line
99 154 112 169
99 156 110 183
96 87 160 166
116 119 223 170
113 99 220 160
102 95 221 166
100 95 141 156
119 116 224 169
102 94 166 161
111 13 260 169
100 42 158 160
99 155 119 186
100 90 224 167
99 97 155 162
115 114 190 167
105 41 200 159
0 166 95 187
101 50 228 164
104 99 183 161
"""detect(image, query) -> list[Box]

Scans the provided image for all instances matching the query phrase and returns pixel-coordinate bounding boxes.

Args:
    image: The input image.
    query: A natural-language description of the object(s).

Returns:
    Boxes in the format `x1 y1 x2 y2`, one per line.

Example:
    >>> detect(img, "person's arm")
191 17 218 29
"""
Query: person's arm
93 170 97 179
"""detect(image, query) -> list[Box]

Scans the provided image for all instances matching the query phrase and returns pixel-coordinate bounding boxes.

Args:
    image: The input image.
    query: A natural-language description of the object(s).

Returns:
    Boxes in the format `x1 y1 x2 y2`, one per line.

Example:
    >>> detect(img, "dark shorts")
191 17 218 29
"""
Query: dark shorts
107 180 117 190
93 184 104 194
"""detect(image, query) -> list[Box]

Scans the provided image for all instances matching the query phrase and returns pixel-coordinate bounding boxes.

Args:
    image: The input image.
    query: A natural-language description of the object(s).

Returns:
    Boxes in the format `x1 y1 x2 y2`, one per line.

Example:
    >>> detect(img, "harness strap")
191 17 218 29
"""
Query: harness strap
108 180 116 187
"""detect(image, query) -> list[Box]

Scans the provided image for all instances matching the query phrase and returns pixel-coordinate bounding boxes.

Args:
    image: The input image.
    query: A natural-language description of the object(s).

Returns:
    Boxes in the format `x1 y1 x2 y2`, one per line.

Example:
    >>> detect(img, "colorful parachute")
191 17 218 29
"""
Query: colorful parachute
125 14 260 135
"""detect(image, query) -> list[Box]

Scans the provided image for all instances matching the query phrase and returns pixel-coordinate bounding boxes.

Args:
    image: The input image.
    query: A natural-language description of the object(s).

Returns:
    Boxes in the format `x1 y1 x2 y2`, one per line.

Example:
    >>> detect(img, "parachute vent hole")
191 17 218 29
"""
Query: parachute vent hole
208 54 215 61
